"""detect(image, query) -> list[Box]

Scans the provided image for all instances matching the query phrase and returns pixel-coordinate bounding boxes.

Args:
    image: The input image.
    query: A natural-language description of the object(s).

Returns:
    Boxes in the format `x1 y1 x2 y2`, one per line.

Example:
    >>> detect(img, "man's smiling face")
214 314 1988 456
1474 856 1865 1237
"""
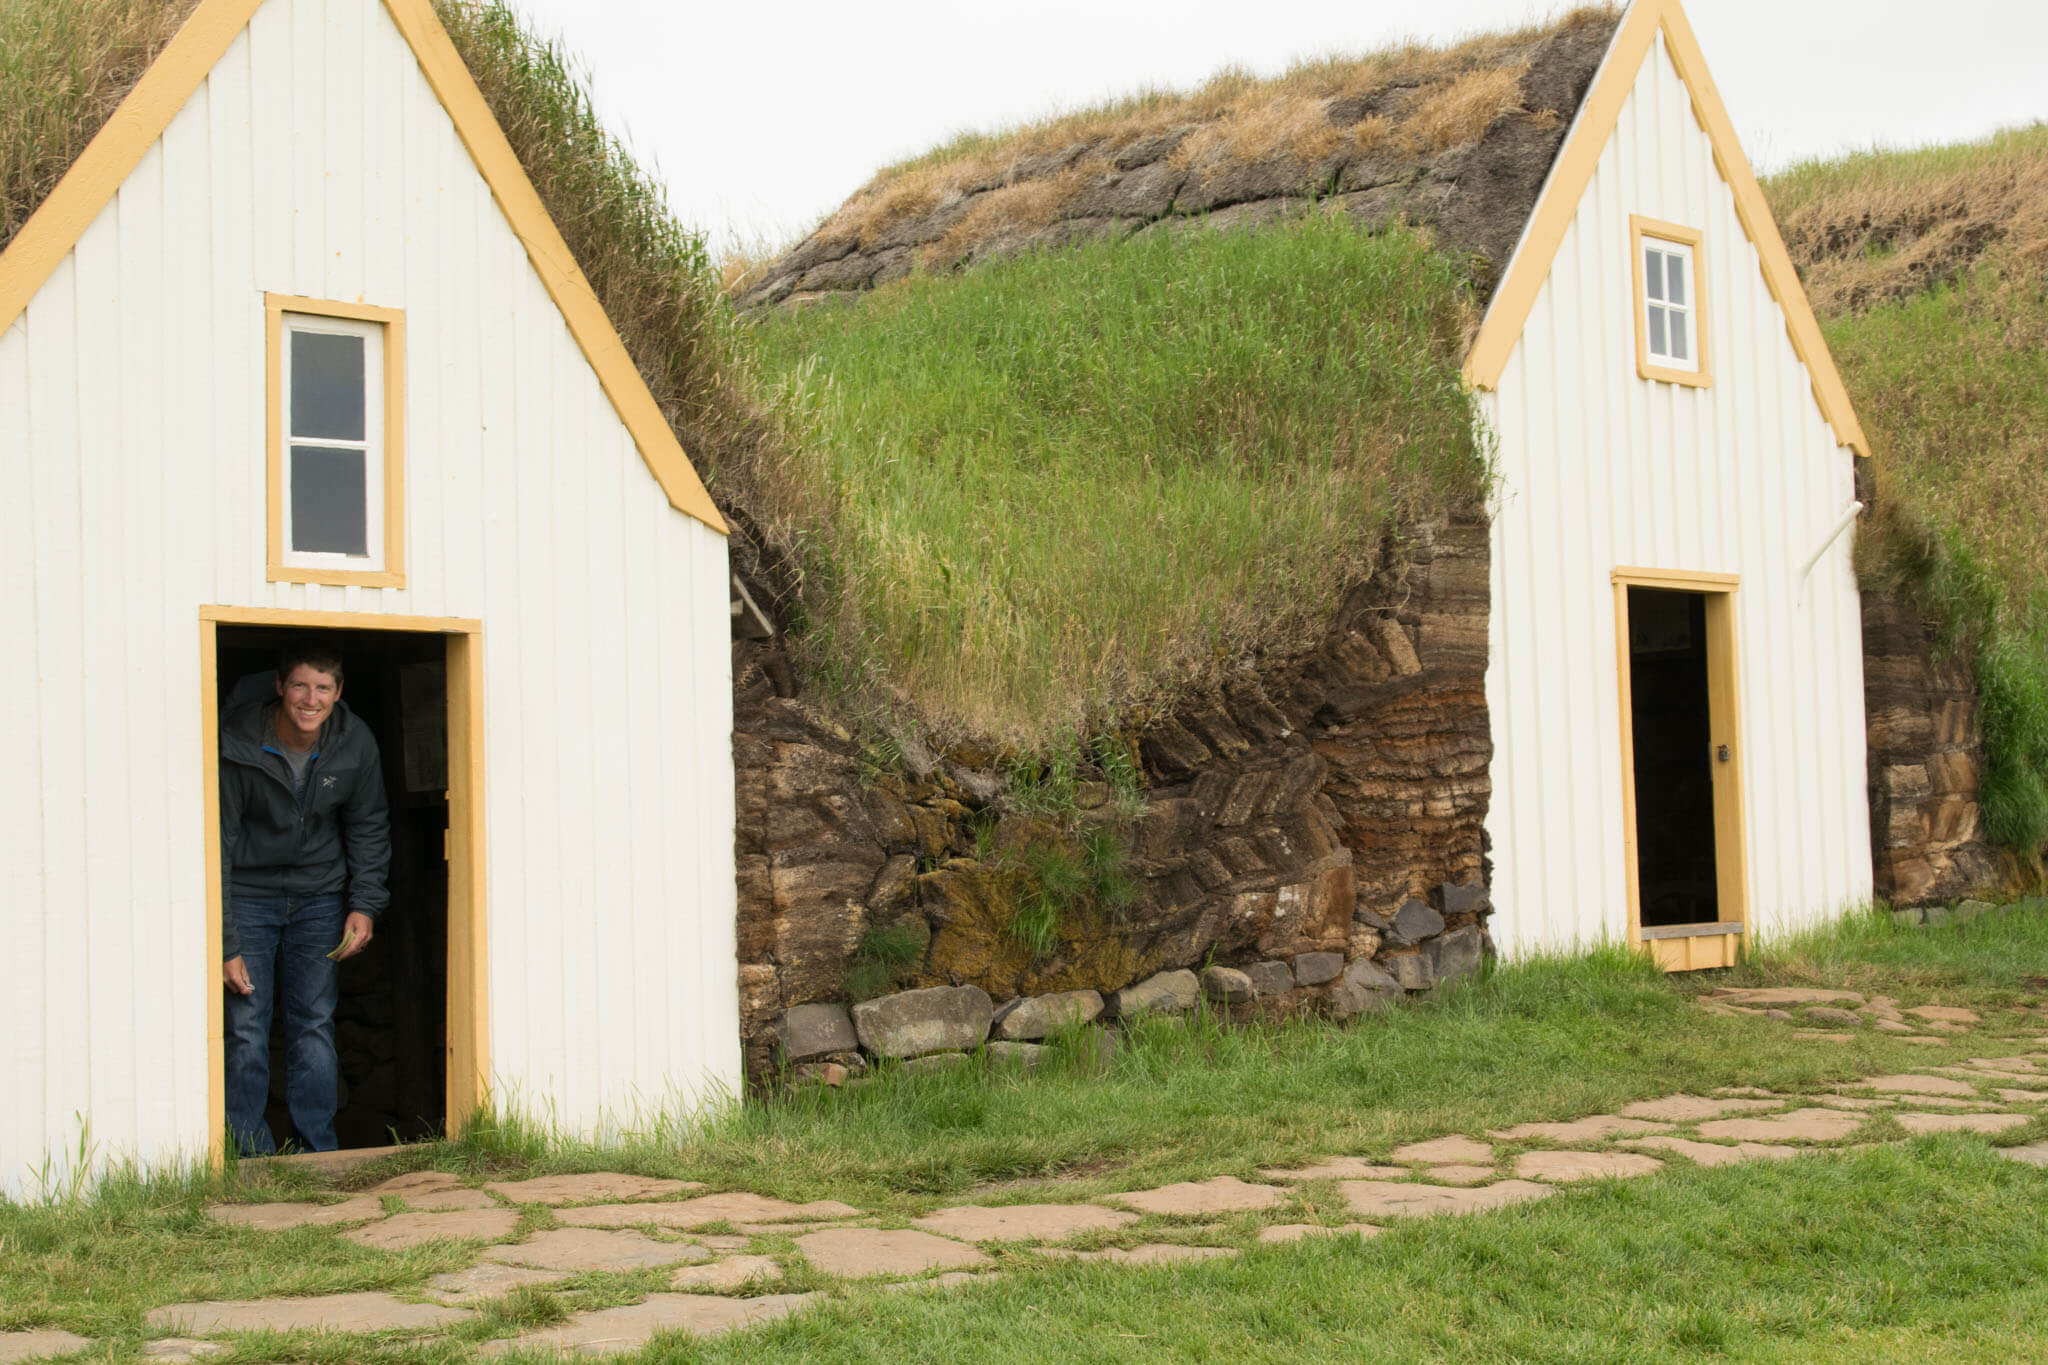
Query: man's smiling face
276 663 341 743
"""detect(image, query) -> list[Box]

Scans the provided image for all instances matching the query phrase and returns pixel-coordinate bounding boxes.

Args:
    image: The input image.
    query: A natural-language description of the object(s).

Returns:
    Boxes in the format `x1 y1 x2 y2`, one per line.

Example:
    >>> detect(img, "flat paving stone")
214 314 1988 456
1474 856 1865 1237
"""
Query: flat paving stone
1697 1108 1865 1143
1257 1158 1409 1181
669 1256 784 1291
1897 1036 1948 1046
1997 1089 2048 1104
1713 1086 1780 1097
794 1228 990 1278
1391 1136 1494 1164
1907 1005 1982 1024
478 1293 814 1356
342 1208 521 1250
1857 1074 1982 1097
140 1337 230 1360
1515 1150 1663 1182
1896 1112 2031 1135
913 1203 1138 1243
1040 1244 1239 1265
483 1173 706 1206
1890 1095 1997 1110
147 1292 471 1335
1617 1095 1782 1122
205 1196 385 1230
484 1228 712 1273
1817 1095 1896 1110
880 1271 985 1293
1940 1067 2046 1085
367 1171 464 1196
1621 1137 1801 1168
1704 988 1864 1007
2000 1142 2048 1167
1423 1164 1495 1186
1338 1179 1551 1219
424 1263 569 1303
402 1189 500 1212
555 1192 857 1228
1487 1115 1673 1142
729 1221 864 1235
0 1331 93 1363
1113 1176 1288 1216
1256 1223 1381 1243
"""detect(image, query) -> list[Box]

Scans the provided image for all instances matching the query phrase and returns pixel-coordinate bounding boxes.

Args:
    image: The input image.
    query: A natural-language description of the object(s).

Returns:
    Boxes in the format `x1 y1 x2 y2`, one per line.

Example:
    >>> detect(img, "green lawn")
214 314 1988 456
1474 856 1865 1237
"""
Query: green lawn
5 905 2046 1361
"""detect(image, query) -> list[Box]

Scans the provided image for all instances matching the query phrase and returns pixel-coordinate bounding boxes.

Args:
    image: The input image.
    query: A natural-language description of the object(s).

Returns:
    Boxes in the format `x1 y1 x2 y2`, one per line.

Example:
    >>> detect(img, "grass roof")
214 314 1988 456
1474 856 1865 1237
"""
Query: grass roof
1768 127 2048 855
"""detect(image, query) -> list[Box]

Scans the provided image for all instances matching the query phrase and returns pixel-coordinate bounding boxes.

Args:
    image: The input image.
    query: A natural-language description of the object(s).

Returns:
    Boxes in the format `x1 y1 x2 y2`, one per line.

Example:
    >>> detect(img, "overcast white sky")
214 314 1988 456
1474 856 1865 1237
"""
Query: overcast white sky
504 0 2048 255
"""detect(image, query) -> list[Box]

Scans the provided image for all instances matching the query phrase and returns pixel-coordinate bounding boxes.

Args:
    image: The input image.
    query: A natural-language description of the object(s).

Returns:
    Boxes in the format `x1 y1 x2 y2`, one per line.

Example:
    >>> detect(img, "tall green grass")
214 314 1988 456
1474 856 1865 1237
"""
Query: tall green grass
755 214 1487 746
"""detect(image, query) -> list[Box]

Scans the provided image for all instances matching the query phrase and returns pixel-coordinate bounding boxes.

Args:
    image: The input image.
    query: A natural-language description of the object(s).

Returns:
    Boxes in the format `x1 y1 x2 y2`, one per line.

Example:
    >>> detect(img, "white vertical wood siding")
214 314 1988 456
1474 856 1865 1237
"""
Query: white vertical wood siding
0 0 737 1197
1482 32 1872 957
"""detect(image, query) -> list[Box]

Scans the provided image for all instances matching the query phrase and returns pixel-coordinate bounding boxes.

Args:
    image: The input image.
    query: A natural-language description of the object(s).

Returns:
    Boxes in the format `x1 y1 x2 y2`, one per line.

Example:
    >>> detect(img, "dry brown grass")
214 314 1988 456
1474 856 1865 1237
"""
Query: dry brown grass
1768 123 2048 316
810 7 1614 263
0 0 201 251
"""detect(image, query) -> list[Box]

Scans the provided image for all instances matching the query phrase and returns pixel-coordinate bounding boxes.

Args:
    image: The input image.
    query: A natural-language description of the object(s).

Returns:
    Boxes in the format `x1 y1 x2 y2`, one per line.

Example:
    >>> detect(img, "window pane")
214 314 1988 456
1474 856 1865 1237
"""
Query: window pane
1670 312 1689 362
1647 306 1668 357
291 330 366 440
1667 253 1687 307
291 446 369 555
1644 248 1665 302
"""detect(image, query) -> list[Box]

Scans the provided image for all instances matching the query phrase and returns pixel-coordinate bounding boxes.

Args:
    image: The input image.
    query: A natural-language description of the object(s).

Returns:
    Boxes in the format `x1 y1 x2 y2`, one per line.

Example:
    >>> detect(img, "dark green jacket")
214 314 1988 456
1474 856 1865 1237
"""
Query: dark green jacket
219 698 391 960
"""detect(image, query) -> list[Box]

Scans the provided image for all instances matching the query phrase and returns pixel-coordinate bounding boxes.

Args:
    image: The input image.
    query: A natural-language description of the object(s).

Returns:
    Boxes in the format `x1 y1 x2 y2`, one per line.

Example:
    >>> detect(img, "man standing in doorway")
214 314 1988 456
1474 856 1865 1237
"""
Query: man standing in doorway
220 640 390 1154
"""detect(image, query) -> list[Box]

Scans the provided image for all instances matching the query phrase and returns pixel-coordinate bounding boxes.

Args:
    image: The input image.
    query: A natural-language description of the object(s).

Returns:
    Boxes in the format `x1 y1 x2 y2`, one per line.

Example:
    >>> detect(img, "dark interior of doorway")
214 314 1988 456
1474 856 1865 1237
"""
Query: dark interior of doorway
1627 587 1719 927
216 625 449 1149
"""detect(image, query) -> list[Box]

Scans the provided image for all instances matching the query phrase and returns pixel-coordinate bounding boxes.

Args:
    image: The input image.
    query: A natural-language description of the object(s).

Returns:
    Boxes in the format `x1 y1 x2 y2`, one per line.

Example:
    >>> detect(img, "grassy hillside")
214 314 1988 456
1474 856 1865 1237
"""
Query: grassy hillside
1767 126 2048 855
754 214 1487 744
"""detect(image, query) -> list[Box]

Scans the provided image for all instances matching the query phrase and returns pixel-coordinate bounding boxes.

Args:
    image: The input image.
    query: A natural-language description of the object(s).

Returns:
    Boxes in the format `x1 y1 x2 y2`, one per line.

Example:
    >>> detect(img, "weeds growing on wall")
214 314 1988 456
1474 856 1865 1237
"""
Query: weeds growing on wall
844 921 929 1002
755 213 1488 750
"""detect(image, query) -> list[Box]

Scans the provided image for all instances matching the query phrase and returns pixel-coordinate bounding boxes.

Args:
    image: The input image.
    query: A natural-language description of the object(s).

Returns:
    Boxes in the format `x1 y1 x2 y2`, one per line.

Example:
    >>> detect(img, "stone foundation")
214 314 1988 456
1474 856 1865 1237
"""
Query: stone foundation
731 514 1492 1080
1861 588 2000 905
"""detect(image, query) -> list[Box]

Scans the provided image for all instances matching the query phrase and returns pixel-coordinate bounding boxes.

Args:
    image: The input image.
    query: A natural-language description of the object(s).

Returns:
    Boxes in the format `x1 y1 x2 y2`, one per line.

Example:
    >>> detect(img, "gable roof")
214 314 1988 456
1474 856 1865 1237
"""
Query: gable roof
738 9 1622 310
1465 0 1869 457
0 0 728 535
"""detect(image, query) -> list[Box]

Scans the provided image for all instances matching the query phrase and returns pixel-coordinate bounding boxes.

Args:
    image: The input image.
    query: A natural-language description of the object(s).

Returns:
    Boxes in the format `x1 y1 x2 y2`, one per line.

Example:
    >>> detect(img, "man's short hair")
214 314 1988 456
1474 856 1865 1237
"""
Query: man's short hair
277 638 345 689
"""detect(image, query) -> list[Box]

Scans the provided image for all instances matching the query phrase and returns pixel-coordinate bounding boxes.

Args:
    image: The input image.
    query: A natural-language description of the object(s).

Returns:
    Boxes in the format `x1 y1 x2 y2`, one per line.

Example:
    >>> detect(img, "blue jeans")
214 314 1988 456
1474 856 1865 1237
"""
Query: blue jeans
225 894 346 1154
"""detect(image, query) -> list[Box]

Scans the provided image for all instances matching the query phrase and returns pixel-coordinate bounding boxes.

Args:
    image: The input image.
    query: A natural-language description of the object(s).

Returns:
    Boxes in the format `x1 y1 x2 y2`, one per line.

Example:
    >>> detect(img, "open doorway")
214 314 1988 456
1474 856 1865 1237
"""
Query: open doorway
1614 571 1749 971
201 608 486 1160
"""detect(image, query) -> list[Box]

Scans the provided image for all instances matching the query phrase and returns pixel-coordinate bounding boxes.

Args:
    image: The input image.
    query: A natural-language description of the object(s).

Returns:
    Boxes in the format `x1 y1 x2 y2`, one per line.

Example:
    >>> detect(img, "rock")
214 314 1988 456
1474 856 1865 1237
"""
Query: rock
1246 961 1294 997
1704 988 1865 1007
1201 966 1257 1005
1329 957 1404 1019
1386 953 1435 991
794 1228 991 1277
555 1193 858 1228
1441 881 1490 914
484 1229 712 1273
1620 1137 1801 1168
367 1170 463 1196
1050 1244 1240 1265
148 1292 471 1335
790 1061 851 1087
1257 1222 1381 1243
401 1188 500 1212
1292 952 1343 987
991 989 1103 1041
1695 1109 1865 1143
1392 1136 1493 1164
484 1173 704 1206
478 1293 815 1355
1896 1112 2030 1135
984 1041 1047 1069
2000 1141 2048 1167
1338 1179 1551 1219
1423 1164 1496 1185
1906 1005 1982 1024
902 1052 971 1076
1617 1095 1781 1122
1488 1116 1672 1142
781 1003 859 1061
852 985 994 1058
1107 970 1199 1020
1803 1007 1864 1027
1428 926 1485 984
204 1196 385 1230
1392 898 1446 942
425 1263 569 1303
0 1332 94 1362
1858 1073 1981 1096
1872 1018 1920 1034
1514 1151 1663 1182
912 1204 1137 1243
1957 899 1996 921
1113 1175 1287 1215
1258 1157 1408 1181
341 1208 521 1250
139 1338 229 1361
668 1256 783 1291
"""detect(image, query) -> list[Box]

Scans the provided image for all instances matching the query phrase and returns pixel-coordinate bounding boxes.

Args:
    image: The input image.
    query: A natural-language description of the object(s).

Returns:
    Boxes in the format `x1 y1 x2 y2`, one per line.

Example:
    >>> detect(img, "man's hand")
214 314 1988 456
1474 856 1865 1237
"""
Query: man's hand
337 912 375 960
223 955 254 995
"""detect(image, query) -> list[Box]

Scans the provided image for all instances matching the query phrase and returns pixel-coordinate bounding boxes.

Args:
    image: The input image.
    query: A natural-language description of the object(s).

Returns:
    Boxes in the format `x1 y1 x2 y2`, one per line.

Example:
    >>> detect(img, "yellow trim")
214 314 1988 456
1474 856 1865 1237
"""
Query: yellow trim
1612 569 1751 972
0 0 727 536
1629 216 1712 389
201 606 487 1163
265 294 407 589
1462 0 1870 457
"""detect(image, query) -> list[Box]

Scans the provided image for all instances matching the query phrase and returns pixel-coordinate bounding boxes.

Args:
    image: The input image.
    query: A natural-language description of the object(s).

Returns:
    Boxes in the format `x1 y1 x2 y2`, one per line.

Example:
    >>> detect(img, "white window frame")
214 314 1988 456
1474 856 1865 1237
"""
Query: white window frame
1629 216 1711 389
264 294 406 588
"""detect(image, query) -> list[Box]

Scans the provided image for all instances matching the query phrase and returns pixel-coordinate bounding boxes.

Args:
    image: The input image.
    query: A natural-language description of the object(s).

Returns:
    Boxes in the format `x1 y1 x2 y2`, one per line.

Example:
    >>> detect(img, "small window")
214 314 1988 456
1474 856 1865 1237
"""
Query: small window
1629 217 1710 389
266 296 406 586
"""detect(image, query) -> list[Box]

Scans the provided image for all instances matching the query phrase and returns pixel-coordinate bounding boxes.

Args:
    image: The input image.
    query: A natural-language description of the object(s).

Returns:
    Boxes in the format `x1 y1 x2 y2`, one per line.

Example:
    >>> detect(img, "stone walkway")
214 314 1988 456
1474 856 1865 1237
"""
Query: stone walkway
6 1014 2047 1361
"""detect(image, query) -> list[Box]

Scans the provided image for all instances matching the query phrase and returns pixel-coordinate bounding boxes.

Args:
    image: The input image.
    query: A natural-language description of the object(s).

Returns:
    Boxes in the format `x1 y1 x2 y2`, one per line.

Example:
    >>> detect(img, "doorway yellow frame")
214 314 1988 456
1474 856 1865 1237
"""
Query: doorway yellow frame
199 605 488 1162
1611 569 1751 971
